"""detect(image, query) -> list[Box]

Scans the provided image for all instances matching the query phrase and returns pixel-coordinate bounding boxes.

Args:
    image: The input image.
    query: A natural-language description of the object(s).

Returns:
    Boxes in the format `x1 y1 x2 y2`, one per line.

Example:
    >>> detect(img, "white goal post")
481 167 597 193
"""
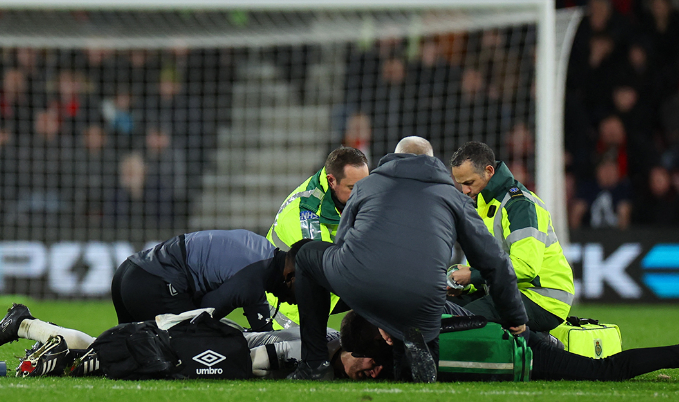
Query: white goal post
1 0 560 211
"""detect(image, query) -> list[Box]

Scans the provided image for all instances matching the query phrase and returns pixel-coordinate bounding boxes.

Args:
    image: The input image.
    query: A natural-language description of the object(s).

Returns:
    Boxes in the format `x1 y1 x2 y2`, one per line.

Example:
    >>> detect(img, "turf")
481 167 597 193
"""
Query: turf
0 296 677 401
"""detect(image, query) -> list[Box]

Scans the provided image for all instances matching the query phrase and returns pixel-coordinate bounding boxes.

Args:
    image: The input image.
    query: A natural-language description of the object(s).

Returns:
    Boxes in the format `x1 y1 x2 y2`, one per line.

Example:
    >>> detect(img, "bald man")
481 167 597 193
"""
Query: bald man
287 136 527 381
394 136 434 157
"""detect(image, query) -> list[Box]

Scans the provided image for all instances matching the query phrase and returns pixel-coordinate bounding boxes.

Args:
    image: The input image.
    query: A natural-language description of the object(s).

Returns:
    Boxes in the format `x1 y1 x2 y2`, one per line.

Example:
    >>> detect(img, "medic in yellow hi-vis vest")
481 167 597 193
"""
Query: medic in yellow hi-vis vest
266 147 369 329
450 142 574 332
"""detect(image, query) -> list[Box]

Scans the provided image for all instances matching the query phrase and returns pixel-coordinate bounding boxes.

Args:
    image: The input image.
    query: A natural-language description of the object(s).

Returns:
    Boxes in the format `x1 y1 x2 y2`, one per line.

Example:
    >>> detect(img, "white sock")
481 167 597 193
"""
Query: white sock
250 345 271 376
17 319 96 349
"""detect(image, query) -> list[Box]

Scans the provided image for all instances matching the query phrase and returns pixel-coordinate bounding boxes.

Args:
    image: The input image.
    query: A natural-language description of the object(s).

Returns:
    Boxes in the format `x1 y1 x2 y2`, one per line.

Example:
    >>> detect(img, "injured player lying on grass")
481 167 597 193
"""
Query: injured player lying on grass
1 303 678 381
0 303 382 380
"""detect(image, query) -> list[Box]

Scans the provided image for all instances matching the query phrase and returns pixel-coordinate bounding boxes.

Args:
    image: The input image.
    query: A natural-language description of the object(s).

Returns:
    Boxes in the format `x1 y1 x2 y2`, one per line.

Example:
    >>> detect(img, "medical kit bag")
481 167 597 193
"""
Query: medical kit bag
437 315 532 382
550 316 622 359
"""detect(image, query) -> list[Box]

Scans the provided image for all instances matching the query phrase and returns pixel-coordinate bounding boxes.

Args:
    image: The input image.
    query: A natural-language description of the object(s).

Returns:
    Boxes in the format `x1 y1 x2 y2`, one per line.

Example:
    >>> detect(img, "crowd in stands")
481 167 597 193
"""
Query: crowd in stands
339 28 537 174
565 0 679 230
1 1 677 244
0 47 229 242
340 0 679 231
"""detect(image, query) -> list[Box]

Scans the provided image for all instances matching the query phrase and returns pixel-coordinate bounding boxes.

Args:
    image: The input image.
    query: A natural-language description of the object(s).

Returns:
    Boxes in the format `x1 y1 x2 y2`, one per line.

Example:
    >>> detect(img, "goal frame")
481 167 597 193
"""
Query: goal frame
1 0 563 236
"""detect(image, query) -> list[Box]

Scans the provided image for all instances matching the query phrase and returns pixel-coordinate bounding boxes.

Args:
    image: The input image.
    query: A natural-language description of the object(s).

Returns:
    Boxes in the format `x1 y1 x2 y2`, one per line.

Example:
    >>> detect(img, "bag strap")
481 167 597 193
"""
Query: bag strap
566 316 599 327
441 316 487 333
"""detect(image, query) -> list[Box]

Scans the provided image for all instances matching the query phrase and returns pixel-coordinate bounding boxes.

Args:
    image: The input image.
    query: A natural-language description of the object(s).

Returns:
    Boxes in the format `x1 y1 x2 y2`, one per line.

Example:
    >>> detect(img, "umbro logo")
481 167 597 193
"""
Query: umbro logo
193 350 226 375
193 350 226 367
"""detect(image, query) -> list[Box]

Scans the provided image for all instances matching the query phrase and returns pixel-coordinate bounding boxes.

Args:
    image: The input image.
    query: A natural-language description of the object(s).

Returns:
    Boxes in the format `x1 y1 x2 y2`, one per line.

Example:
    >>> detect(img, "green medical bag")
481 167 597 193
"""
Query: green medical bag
438 317 532 382
550 316 622 359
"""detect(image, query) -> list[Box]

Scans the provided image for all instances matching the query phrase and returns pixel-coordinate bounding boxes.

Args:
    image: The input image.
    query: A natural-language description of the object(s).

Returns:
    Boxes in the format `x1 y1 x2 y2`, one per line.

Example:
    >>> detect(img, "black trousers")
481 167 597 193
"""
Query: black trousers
111 259 197 324
463 293 563 332
294 241 337 364
529 333 679 381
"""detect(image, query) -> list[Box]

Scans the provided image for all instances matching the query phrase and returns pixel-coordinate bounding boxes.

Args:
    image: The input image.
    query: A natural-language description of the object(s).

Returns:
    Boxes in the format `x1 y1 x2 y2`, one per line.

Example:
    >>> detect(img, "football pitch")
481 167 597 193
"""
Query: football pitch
0 296 677 402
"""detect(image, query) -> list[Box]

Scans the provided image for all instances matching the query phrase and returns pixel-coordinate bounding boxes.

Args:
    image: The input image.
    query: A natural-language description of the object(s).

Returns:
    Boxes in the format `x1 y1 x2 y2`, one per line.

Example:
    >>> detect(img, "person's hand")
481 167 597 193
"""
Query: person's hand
451 265 472 286
508 324 526 335
378 328 394 346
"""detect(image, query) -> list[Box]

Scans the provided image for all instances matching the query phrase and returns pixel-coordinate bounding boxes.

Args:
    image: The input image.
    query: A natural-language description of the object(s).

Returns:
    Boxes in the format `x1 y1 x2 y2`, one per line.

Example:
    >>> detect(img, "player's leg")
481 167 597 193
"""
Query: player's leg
464 294 562 332
287 241 335 380
19 318 95 349
113 259 197 323
531 334 679 381
0 303 95 349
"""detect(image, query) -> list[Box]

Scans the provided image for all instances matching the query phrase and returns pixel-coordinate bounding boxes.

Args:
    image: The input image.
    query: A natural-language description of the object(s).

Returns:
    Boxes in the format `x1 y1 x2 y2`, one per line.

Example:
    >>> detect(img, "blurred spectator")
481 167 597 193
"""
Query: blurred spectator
104 151 174 235
660 89 679 165
145 65 203 188
369 55 407 158
408 37 461 158
0 127 17 226
568 0 632 125
570 157 632 230
105 152 147 230
633 165 679 225
46 69 91 138
641 0 679 87
342 112 372 165
507 160 535 192
503 121 535 164
596 115 629 177
82 47 117 99
8 107 74 233
14 47 47 102
101 87 140 149
571 0 632 58
0 68 33 138
443 66 500 149
72 122 117 227
142 125 186 225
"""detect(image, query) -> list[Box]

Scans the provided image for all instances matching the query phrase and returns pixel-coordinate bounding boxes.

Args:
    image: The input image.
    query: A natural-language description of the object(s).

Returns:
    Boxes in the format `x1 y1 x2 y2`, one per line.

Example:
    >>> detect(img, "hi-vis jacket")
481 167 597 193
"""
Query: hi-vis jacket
265 167 341 329
474 161 575 321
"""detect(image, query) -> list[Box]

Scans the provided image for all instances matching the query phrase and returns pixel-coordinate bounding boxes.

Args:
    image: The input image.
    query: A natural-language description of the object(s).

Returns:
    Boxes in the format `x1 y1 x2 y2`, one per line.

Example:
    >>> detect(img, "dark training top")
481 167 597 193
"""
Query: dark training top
323 153 528 342
128 229 285 330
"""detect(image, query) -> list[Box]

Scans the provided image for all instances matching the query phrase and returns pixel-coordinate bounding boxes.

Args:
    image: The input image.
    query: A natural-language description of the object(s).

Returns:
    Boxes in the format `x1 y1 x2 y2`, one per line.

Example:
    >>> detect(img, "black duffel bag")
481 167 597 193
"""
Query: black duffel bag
90 312 252 380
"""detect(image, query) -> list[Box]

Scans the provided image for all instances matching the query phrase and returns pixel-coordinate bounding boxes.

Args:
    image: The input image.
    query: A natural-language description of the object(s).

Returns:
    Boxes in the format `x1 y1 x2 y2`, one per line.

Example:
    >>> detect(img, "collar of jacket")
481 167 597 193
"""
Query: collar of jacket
299 167 341 225
478 161 515 208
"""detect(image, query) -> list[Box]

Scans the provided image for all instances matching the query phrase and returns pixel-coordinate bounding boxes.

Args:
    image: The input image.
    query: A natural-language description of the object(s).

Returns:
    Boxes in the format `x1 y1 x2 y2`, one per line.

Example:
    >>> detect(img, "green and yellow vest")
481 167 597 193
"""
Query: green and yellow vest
474 161 575 321
266 167 341 329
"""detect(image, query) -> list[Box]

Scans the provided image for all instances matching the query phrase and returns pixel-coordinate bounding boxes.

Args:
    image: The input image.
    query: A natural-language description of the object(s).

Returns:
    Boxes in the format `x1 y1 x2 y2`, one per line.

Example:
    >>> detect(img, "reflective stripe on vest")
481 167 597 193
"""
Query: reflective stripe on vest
492 192 570 305
269 304 299 329
269 188 324 251
527 287 574 306
492 193 559 251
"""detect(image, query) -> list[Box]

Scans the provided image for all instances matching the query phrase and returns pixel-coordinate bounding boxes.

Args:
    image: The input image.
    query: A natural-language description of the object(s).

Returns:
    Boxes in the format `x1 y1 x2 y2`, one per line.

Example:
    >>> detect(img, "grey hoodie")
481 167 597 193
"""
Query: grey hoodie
323 153 527 342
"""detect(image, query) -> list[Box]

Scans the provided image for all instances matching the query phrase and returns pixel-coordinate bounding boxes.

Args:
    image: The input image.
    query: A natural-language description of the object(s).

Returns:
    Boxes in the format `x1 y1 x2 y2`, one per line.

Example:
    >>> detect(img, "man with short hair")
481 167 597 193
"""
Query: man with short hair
287 137 527 382
265 147 369 329
450 141 574 332
108 230 304 330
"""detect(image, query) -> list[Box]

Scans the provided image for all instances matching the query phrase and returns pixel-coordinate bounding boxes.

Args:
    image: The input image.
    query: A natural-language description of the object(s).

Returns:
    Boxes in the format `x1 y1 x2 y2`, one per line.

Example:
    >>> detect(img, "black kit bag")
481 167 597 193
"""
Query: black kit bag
90 321 181 380
167 312 252 379
90 312 252 380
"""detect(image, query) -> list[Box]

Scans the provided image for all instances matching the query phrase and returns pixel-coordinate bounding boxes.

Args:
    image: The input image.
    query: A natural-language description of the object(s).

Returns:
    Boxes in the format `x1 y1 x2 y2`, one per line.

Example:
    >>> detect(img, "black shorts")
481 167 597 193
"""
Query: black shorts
111 259 198 324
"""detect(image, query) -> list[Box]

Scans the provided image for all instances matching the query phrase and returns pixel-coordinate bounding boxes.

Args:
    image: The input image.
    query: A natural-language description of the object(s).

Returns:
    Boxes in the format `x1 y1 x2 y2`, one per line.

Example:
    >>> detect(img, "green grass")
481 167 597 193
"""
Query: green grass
0 297 678 401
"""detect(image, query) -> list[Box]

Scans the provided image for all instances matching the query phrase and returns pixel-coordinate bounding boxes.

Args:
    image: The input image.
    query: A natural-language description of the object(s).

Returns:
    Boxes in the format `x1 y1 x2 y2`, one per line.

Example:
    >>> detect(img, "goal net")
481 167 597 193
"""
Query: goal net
0 2 577 298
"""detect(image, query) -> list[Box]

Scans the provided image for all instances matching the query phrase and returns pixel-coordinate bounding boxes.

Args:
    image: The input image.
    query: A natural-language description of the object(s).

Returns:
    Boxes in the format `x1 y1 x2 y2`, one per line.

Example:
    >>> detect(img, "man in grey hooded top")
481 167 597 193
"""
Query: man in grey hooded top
287 137 528 381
